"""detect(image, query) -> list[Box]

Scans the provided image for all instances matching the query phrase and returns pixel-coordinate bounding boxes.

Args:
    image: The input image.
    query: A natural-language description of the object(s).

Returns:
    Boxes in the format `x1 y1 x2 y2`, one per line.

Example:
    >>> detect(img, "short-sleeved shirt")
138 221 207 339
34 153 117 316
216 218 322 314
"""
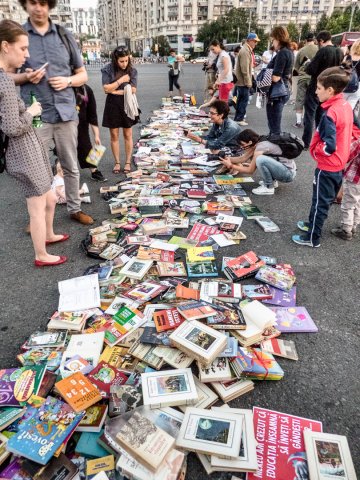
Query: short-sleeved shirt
256 141 296 172
216 50 233 84
21 20 84 123
101 63 138 89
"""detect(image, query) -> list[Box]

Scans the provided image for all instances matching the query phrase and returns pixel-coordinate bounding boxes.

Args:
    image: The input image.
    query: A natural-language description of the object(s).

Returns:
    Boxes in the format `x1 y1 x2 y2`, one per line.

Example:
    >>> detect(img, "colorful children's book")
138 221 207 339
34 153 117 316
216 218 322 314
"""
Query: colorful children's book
255 265 296 291
230 347 284 380
7 396 85 465
262 286 297 307
87 362 129 398
270 306 318 332
0 366 46 407
55 372 103 412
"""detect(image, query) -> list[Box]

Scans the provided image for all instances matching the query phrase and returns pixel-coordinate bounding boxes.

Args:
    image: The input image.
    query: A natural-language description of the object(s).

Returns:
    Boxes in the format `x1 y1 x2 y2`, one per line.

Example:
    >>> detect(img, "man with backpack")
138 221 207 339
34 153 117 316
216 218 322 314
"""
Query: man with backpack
13 0 94 225
220 129 303 195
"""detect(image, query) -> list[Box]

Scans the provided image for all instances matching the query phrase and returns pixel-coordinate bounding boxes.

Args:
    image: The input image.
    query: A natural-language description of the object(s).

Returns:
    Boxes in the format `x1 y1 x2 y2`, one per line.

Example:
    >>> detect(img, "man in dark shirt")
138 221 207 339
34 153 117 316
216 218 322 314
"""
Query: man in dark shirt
302 31 343 148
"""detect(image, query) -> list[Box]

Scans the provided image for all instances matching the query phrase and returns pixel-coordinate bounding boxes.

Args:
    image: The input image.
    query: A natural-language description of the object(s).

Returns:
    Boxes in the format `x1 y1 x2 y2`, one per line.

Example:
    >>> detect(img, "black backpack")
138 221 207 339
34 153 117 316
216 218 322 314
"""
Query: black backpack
261 133 304 159
0 129 9 174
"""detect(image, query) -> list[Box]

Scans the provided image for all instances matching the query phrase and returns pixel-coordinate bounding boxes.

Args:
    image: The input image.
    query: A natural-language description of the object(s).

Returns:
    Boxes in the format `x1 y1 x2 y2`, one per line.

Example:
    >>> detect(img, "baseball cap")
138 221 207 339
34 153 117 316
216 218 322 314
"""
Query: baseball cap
247 33 260 42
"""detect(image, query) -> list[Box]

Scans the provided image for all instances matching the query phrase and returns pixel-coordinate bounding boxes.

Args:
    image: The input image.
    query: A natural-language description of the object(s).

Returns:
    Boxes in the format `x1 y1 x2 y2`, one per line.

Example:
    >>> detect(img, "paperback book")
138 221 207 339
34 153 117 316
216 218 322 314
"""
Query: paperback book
187 261 219 278
270 306 318 332
0 366 46 407
87 361 129 398
55 372 103 412
261 338 299 360
224 251 265 282
153 308 185 332
255 265 296 292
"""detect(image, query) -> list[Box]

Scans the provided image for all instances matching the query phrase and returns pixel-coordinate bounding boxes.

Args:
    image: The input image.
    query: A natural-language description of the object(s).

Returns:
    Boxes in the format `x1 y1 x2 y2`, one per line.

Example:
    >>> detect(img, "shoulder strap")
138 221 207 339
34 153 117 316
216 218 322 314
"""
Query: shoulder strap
55 24 75 70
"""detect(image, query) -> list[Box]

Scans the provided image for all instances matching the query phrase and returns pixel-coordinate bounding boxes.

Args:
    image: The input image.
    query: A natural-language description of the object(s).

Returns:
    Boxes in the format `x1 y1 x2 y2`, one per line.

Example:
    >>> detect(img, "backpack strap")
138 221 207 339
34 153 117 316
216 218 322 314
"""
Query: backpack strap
55 24 75 71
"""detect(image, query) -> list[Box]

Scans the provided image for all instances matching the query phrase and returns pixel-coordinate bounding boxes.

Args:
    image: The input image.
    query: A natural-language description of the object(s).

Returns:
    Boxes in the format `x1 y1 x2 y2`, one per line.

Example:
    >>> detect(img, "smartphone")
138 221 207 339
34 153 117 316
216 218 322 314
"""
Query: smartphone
183 128 189 135
38 62 49 71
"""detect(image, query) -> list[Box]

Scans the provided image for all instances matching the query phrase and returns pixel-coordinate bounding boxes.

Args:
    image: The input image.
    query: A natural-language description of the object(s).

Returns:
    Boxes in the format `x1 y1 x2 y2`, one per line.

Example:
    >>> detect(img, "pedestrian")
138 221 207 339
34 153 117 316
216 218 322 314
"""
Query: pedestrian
0 19 68 266
76 84 107 182
292 33 318 128
293 66 353 247
167 49 184 98
101 47 140 174
220 129 296 195
234 33 260 126
342 39 360 110
184 99 240 152
260 45 276 70
209 40 233 102
203 48 217 102
302 31 343 149
266 26 294 135
15 0 94 226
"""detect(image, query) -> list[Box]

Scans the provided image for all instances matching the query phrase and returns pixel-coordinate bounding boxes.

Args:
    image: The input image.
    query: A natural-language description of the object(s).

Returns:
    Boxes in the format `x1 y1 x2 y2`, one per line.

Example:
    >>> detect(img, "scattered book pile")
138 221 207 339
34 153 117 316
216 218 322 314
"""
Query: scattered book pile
0 101 355 480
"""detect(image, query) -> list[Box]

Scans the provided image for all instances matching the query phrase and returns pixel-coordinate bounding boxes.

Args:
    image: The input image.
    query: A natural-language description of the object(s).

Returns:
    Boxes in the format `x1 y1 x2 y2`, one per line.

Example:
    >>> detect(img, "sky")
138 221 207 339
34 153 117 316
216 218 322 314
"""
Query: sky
70 0 98 8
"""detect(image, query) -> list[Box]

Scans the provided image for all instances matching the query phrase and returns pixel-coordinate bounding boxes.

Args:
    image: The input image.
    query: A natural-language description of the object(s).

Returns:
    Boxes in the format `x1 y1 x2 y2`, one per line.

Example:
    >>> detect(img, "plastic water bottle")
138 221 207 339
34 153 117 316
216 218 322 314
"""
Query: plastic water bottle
30 92 42 128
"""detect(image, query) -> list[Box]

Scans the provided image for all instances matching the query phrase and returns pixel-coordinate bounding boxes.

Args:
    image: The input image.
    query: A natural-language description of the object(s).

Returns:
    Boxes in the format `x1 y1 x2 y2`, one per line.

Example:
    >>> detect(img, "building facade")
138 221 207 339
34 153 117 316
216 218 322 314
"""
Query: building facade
72 7 98 37
50 0 73 30
0 0 28 23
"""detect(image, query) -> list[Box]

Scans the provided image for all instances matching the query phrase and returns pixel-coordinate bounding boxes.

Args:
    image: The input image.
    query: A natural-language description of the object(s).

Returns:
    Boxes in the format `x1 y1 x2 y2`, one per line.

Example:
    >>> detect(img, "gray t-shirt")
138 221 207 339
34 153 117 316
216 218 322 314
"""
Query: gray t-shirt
255 141 296 172
216 50 233 84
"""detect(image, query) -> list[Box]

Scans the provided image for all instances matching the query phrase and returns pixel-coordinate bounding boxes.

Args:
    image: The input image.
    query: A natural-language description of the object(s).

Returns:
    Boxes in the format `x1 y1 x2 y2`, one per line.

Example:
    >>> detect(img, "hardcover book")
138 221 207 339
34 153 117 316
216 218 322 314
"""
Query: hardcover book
141 368 198 408
55 372 103 412
270 306 318 332
7 396 84 465
248 407 322 480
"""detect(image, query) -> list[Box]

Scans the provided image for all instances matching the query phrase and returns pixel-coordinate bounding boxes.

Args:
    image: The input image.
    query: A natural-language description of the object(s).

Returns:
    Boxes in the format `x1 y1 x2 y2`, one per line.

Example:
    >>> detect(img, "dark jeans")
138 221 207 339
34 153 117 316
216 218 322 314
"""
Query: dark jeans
266 95 289 135
168 73 180 92
234 86 250 121
302 89 324 148
307 168 343 245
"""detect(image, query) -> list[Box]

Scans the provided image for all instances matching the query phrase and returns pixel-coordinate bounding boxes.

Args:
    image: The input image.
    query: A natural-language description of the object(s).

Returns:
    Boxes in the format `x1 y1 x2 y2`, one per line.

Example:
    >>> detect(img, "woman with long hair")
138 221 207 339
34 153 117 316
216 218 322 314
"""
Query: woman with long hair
101 48 139 174
0 19 67 267
266 26 294 134
209 40 234 102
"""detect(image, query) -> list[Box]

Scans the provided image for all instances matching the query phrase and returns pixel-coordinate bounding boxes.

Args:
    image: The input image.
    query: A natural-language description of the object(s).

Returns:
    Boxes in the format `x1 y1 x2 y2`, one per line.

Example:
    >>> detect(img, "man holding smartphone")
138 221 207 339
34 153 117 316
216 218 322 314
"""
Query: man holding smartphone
13 0 94 225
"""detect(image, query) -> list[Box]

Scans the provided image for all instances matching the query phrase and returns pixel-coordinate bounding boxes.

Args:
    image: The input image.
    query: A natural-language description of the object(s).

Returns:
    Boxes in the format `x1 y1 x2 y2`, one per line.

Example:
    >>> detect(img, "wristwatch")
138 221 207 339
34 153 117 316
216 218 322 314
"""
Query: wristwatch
67 77 72 86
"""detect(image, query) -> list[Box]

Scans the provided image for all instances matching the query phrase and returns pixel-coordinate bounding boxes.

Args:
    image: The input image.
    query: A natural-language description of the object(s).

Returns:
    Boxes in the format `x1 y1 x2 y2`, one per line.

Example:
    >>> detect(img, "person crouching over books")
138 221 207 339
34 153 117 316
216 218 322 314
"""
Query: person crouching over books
52 160 91 205
220 129 296 195
292 66 355 247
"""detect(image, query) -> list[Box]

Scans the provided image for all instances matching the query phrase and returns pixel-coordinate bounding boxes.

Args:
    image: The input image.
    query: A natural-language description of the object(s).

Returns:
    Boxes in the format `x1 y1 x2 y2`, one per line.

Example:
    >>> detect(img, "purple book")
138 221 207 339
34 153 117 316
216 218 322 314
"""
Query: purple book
269 306 318 333
262 286 297 307
0 459 32 479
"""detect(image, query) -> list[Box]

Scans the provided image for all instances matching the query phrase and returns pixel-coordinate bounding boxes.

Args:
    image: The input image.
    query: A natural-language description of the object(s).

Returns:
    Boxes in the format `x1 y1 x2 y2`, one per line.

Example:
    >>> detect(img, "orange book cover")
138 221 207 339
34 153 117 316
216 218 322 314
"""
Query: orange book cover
175 284 200 301
55 371 102 412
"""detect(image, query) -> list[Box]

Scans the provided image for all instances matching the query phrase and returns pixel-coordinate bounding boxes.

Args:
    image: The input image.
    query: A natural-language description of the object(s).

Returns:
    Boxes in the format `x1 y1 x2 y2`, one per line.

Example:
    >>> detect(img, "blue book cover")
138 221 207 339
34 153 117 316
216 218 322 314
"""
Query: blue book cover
7 396 84 465
186 261 218 278
75 430 109 458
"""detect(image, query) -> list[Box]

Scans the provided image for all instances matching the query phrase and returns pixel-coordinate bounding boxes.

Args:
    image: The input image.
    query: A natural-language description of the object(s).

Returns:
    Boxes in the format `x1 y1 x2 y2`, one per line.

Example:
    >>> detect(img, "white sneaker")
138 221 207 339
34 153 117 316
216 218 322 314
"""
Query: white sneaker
80 182 89 195
81 195 92 203
252 185 275 195
237 120 248 126
259 180 279 188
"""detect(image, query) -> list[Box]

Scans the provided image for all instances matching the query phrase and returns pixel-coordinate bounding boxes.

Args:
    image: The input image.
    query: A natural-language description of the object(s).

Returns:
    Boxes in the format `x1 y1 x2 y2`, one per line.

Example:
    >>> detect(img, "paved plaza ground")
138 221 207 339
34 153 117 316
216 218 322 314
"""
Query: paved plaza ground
0 63 359 477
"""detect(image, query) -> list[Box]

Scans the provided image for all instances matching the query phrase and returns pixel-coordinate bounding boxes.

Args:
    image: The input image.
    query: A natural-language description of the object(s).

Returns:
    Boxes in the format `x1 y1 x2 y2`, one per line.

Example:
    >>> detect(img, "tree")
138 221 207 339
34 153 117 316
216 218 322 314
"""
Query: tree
286 22 300 42
316 13 328 33
151 35 170 56
300 22 312 40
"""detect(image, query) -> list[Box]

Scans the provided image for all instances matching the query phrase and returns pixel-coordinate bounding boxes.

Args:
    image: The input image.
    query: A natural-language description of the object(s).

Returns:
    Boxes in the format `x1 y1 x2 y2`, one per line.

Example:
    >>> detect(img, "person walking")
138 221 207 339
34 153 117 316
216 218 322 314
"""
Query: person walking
292 33 318 128
167 49 184 98
101 47 140 174
0 19 68 266
301 30 343 149
234 33 260 126
209 40 233 102
14 0 94 225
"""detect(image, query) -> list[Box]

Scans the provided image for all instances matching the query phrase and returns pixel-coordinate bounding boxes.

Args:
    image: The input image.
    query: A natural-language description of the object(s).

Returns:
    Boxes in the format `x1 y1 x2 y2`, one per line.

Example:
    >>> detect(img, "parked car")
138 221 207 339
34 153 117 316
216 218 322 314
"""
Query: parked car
191 57 207 64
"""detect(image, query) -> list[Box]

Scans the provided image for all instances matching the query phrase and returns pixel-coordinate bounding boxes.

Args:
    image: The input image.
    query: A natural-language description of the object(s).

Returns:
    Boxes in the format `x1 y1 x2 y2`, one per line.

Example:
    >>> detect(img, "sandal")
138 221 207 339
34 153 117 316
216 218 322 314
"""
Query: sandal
124 162 131 173
113 163 121 174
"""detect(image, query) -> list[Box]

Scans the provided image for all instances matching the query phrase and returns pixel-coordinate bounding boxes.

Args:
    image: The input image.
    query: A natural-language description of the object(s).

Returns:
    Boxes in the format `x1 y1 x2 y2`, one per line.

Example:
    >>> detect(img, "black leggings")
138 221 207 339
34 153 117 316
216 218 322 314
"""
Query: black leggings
168 73 180 92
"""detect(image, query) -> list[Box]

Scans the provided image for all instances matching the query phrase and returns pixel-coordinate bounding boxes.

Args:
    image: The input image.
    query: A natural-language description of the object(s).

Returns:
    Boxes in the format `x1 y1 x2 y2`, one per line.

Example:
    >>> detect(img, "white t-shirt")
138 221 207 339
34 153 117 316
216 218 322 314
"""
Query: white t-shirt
261 50 276 70
256 141 296 172
216 50 233 84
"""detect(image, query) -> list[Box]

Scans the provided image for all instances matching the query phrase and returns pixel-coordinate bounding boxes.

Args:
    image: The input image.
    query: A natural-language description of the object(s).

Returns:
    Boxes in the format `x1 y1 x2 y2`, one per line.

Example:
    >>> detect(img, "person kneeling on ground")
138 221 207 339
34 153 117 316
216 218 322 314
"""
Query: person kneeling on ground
220 129 296 195
185 100 240 153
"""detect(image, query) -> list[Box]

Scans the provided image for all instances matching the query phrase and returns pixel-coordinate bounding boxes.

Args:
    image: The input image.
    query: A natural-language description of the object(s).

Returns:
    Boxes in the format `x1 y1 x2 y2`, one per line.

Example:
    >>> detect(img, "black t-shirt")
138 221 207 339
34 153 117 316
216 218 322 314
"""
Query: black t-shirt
268 47 293 83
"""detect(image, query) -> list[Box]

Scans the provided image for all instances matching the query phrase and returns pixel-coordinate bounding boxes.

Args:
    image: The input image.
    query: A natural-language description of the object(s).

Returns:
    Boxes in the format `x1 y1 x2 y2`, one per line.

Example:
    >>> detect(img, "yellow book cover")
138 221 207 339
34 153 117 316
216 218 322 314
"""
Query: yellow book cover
86 455 115 477
187 247 215 263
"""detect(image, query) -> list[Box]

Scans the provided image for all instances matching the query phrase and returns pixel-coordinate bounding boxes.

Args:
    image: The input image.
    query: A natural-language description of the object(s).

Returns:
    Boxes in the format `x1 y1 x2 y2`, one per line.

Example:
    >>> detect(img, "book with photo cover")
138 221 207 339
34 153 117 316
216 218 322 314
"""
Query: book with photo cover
248 407 322 480
119 258 153 280
124 281 167 303
198 357 233 383
187 260 219 278
109 383 143 417
115 411 175 472
156 261 187 277
169 320 227 365
175 407 243 458
255 265 296 292
270 306 318 332
261 338 299 361
139 327 172 346
207 301 247 330
153 308 185 332
224 251 265 282
176 301 217 321
303 430 356 480
211 378 254 403
141 368 198 408
242 284 273 300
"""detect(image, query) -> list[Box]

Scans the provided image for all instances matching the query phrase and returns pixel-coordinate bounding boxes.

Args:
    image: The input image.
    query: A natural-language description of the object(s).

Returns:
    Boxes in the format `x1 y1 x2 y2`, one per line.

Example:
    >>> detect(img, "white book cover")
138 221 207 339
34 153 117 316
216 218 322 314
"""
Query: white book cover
58 274 100 312
105 295 140 315
119 258 153 280
61 332 105 368
210 234 236 247
198 357 233 383
176 407 243 458
179 376 218 412
141 368 198 408
149 240 179 251
215 214 243 226
239 300 276 340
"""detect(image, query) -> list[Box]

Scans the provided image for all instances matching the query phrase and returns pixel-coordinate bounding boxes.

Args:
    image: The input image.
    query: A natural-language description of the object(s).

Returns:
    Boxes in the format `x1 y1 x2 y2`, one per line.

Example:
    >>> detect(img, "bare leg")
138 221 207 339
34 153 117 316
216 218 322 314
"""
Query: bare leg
44 189 65 242
123 127 133 171
26 192 61 262
110 128 121 172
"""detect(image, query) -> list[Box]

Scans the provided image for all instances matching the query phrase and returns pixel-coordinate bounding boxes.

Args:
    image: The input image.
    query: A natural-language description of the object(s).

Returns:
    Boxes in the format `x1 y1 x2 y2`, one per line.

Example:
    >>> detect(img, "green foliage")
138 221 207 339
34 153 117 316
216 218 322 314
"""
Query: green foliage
315 6 360 35
300 22 312 40
151 35 171 56
316 13 329 33
286 22 300 42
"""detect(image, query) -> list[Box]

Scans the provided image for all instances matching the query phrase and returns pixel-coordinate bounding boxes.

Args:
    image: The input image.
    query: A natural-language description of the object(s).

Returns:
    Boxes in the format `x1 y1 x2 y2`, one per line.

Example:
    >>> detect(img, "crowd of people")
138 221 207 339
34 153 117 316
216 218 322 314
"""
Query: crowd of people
0 0 359 268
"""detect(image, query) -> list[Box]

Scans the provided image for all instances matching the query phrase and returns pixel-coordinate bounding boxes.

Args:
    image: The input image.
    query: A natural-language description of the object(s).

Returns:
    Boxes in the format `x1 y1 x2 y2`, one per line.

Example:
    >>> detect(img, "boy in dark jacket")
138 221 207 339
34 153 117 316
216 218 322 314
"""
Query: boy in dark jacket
293 66 353 247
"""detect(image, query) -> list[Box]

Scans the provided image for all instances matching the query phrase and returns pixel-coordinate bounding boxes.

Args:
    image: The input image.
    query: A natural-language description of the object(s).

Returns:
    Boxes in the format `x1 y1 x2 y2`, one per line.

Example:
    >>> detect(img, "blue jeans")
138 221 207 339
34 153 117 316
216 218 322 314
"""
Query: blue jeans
307 168 343 245
234 86 250 121
302 89 324 148
256 155 296 187
266 95 289 134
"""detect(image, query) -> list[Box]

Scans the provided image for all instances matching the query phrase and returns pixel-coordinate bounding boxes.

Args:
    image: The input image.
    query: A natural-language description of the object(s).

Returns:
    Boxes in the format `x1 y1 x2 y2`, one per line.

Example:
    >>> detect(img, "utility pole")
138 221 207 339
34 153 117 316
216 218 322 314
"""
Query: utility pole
248 9 252 34
237 26 240 43
349 0 357 32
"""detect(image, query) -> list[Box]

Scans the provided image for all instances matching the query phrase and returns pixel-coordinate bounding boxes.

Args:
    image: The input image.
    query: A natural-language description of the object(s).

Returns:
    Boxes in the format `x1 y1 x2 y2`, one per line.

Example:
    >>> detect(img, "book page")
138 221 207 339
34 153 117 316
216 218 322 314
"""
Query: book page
241 301 276 333
58 274 100 312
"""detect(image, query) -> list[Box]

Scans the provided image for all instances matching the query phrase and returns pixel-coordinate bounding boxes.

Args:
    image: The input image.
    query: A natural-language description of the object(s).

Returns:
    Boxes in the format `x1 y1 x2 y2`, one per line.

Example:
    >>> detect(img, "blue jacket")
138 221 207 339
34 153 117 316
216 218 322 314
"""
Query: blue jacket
202 117 240 151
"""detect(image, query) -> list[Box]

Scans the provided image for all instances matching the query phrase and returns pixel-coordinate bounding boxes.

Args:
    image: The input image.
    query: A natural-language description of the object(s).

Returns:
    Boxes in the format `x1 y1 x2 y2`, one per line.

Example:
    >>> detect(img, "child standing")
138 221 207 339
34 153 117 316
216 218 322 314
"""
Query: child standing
292 66 353 247
331 137 360 240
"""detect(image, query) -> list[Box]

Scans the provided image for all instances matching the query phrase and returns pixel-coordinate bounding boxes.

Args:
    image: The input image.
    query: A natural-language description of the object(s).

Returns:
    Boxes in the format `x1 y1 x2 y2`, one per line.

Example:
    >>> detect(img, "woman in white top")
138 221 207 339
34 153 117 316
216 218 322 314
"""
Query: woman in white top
209 40 234 101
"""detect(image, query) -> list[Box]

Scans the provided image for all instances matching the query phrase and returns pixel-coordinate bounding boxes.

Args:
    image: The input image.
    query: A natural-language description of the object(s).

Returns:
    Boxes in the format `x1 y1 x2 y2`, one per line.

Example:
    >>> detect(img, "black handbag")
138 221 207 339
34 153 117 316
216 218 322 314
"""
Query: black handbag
269 80 289 99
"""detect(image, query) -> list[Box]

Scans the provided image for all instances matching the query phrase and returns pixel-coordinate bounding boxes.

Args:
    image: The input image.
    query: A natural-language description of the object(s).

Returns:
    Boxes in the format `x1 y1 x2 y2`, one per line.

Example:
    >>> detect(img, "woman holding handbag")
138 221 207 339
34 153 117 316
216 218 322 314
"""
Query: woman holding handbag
266 26 294 135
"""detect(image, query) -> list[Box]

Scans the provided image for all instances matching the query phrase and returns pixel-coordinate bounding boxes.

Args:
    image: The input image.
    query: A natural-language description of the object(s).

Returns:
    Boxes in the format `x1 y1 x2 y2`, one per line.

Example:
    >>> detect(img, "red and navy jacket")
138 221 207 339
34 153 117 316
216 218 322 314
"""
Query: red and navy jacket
310 93 353 172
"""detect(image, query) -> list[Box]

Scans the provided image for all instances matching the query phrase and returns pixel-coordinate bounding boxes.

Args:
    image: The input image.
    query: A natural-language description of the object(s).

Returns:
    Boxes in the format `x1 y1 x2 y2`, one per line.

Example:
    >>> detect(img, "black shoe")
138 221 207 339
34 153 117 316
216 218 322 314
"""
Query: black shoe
331 227 352 241
91 170 107 182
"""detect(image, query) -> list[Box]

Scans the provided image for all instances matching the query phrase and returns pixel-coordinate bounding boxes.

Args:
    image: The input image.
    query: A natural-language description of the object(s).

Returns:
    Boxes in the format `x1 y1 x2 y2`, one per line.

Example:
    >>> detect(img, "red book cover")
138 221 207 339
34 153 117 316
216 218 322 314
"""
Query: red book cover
187 224 218 245
88 361 128 398
153 308 185 332
248 407 322 480
187 189 207 199
226 251 265 279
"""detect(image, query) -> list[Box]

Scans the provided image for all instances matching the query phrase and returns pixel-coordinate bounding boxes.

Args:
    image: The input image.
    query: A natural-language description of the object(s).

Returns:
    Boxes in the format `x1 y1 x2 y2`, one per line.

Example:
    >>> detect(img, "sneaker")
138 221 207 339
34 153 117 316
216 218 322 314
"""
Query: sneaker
91 170 107 182
70 211 94 225
237 120 248 126
80 182 89 195
292 234 320 248
81 196 92 204
331 227 352 240
259 180 279 188
252 185 275 195
352 226 357 237
297 220 310 232
292 122 302 128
